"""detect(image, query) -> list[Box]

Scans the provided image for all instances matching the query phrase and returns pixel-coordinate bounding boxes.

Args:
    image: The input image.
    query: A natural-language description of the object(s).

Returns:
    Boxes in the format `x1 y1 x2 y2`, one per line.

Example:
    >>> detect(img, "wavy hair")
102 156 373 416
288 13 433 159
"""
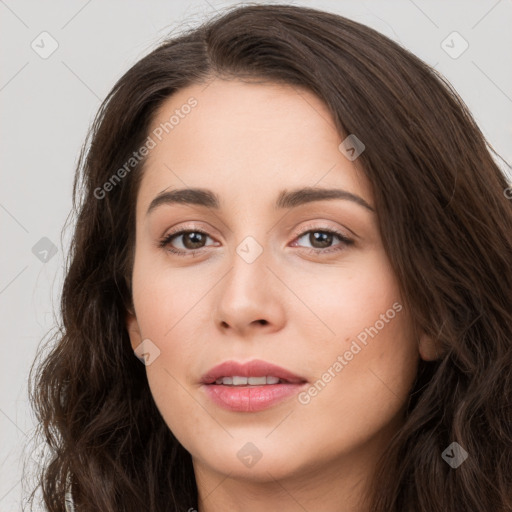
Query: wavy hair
27 3 512 511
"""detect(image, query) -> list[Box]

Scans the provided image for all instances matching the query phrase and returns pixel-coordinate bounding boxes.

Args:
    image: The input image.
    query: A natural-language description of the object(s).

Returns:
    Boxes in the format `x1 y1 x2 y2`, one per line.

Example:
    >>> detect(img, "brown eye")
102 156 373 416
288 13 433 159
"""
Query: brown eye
293 227 354 253
301 231 335 249
177 231 208 250
159 229 216 255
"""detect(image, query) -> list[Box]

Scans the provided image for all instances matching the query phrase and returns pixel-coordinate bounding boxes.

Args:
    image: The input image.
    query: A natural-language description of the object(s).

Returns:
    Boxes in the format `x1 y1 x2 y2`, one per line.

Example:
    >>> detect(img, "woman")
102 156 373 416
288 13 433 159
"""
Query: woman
27 3 512 511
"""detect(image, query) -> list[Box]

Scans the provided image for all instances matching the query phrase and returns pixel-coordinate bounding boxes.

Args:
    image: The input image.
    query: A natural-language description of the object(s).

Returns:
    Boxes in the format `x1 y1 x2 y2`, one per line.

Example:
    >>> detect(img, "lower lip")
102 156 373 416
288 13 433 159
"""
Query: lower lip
202 383 307 412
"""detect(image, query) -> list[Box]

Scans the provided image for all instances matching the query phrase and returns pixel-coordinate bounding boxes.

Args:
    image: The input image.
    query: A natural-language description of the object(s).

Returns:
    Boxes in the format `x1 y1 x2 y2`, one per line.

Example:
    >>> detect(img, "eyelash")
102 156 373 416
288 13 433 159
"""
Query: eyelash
158 223 354 257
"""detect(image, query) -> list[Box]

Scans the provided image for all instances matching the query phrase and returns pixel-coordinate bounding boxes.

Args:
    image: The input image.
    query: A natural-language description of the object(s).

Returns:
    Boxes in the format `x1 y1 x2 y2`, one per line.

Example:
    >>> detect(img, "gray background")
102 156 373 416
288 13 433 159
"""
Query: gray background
1 0 511 509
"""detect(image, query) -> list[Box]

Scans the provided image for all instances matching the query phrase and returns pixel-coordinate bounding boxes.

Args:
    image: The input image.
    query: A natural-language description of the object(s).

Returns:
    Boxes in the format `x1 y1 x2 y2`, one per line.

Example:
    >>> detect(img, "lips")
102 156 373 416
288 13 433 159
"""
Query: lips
200 359 308 412
200 359 307 385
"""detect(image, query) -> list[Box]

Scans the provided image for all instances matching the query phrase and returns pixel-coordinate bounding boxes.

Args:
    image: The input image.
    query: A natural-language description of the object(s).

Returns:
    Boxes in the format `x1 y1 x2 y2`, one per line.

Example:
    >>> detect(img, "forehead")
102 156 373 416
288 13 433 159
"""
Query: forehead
137 78 371 213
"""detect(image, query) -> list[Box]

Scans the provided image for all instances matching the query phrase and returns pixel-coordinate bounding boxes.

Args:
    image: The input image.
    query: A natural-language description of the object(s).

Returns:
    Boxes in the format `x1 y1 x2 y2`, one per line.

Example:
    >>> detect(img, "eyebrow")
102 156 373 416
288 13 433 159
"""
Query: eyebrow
146 186 375 216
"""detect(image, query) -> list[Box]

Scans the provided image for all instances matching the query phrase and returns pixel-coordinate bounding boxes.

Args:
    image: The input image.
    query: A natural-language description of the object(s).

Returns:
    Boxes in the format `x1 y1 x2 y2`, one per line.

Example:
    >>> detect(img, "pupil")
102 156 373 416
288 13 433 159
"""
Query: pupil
311 231 332 248
184 232 205 249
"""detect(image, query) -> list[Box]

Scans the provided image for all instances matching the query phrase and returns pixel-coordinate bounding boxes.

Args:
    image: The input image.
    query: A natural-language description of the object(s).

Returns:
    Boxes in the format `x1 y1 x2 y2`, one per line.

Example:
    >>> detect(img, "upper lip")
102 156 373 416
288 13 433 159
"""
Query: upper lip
201 359 307 385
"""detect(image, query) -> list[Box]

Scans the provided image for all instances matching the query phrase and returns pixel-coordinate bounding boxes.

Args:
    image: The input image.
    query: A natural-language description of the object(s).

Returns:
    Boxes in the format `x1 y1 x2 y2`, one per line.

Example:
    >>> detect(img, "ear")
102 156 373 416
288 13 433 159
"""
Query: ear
418 332 442 361
126 310 143 352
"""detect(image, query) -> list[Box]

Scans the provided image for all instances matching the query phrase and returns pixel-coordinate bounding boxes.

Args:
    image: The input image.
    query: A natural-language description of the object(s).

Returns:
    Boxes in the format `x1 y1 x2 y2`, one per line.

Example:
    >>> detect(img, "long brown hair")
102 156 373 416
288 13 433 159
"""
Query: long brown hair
26 3 512 511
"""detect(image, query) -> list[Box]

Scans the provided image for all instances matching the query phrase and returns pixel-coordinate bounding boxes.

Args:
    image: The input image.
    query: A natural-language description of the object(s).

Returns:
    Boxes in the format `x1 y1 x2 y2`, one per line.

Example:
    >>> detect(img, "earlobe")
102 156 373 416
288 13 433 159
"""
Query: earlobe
126 312 142 351
418 333 442 361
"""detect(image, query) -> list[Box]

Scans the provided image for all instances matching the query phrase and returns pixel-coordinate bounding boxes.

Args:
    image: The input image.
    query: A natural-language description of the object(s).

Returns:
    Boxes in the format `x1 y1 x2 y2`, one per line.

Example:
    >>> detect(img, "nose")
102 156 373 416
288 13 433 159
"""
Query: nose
212 244 286 338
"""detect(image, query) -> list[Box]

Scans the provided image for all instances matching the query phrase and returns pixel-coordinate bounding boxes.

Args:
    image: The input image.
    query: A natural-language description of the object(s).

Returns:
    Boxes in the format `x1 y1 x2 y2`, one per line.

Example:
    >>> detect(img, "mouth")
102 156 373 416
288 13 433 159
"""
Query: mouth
210 375 293 386
200 359 308 412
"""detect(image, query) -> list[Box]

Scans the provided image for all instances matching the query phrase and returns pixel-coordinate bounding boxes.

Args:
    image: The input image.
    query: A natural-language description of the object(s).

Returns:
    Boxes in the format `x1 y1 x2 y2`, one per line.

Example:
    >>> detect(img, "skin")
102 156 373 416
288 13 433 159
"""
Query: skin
126 78 436 512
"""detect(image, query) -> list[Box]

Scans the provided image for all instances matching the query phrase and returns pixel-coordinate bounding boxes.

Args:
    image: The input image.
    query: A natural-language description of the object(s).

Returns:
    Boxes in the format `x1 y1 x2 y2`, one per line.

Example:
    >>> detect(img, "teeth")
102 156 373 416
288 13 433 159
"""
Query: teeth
214 376 283 386
248 376 266 385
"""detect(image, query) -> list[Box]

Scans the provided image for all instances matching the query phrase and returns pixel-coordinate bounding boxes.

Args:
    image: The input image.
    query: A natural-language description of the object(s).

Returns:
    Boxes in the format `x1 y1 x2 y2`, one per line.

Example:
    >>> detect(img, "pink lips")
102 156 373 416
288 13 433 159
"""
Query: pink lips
200 359 308 413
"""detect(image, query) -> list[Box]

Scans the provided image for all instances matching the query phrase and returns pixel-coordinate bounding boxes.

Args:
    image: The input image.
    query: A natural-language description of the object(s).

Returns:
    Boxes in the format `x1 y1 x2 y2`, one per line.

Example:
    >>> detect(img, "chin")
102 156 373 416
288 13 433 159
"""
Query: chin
190 436 311 482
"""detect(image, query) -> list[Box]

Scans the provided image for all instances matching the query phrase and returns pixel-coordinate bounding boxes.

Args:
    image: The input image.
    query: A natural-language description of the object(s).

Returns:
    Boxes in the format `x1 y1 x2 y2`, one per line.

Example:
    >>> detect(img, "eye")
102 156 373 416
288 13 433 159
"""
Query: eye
158 224 354 257
158 228 217 256
291 225 354 254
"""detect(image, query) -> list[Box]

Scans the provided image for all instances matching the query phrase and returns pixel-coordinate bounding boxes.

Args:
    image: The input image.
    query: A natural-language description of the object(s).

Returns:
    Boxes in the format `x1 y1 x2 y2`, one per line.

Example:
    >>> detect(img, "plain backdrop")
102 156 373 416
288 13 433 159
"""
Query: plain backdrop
1 0 511 509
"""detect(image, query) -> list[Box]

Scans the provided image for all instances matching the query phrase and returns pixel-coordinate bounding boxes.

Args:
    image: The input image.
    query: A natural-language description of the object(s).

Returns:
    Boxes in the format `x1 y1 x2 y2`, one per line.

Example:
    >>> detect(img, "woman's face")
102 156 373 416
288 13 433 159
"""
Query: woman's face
127 78 421 487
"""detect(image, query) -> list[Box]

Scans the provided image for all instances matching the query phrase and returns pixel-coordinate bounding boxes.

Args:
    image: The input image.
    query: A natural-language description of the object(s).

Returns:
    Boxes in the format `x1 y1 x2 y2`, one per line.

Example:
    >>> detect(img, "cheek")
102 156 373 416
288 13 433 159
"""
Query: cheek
289 252 418 438
292 249 403 345
130 252 217 441
131 247 212 339
292 312 419 464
